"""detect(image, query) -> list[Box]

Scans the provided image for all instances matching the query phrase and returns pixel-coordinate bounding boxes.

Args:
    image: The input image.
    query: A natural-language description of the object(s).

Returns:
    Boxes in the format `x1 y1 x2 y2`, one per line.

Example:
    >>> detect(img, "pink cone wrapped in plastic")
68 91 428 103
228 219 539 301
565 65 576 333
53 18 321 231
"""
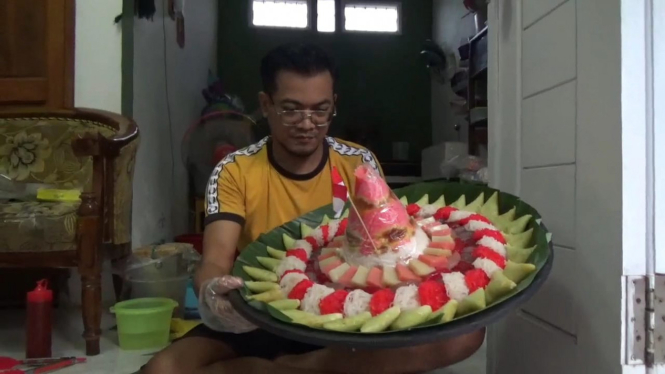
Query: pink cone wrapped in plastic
343 164 426 268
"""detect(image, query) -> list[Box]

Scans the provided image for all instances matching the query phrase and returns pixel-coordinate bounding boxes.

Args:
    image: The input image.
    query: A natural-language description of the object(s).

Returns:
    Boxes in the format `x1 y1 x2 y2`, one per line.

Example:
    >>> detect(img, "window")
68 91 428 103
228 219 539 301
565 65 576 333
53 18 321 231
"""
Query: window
250 0 401 34
251 0 309 29
343 2 400 33
317 0 336 32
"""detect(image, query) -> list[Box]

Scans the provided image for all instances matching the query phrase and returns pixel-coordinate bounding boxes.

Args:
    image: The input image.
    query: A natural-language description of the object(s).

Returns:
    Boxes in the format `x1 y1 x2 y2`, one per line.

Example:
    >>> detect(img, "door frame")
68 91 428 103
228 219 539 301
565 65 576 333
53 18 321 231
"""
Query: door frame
486 0 518 371
652 0 665 277
650 0 665 369
622 0 662 372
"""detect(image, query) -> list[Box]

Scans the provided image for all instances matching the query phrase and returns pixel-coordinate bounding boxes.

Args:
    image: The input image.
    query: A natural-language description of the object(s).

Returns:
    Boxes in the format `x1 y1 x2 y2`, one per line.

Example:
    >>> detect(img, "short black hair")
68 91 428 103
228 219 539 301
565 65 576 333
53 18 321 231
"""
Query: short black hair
260 43 338 96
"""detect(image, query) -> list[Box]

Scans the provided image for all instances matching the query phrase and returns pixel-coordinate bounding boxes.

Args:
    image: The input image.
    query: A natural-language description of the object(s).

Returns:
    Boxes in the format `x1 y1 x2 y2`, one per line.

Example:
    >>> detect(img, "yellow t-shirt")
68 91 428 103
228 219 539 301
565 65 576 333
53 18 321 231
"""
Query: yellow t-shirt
205 136 383 250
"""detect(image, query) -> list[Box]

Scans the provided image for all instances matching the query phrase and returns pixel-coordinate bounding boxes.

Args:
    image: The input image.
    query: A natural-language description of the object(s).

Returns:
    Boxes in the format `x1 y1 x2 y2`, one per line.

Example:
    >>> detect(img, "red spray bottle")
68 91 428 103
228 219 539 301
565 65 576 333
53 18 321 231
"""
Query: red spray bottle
26 279 53 358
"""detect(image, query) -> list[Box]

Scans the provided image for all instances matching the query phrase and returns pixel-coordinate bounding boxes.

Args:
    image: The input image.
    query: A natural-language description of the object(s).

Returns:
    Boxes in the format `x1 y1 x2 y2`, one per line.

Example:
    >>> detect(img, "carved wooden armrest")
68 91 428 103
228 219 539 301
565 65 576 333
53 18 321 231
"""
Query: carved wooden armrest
72 108 139 158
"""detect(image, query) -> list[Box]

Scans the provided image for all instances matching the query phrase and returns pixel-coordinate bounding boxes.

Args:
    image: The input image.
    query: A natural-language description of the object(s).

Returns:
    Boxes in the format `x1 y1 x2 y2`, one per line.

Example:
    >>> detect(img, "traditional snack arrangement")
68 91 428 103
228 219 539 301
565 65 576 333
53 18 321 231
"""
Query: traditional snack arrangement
233 164 550 334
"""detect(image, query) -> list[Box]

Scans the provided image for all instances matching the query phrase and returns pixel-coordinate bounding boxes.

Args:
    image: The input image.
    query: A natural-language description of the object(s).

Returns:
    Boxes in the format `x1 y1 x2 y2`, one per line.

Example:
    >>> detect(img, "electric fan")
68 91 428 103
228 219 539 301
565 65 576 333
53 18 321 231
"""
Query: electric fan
181 111 257 198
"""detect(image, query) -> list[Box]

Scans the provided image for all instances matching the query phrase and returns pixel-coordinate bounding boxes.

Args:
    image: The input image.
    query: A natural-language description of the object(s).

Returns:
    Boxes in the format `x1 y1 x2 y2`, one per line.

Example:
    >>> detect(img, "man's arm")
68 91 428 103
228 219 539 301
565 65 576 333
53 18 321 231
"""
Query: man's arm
197 162 245 293
194 220 241 294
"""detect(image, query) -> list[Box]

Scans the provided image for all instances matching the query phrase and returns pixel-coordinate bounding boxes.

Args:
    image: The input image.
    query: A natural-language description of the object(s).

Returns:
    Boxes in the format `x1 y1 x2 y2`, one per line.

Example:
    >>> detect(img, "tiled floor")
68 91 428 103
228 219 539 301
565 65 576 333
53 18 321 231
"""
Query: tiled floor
0 308 153 374
0 308 486 374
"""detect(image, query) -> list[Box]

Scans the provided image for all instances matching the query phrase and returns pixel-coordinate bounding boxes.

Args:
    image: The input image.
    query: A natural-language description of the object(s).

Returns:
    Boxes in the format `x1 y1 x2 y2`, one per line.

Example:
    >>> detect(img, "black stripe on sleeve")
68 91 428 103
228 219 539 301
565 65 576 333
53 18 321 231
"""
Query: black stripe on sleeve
204 212 245 227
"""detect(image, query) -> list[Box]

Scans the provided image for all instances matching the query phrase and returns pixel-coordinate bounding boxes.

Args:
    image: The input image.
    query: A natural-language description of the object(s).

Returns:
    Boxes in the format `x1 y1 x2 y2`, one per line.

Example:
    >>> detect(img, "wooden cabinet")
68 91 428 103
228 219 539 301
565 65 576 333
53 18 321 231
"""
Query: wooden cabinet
0 0 74 110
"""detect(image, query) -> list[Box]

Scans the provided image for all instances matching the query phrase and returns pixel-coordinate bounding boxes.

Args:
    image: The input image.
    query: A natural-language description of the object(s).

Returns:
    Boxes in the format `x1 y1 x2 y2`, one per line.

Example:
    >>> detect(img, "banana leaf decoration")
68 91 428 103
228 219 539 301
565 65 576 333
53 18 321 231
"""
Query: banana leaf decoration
233 181 552 334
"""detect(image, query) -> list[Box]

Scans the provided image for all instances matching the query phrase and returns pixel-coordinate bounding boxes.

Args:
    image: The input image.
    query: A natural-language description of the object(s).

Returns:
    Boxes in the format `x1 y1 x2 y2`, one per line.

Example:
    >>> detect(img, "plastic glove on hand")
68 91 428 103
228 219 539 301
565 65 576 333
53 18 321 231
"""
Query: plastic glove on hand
199 276 257 334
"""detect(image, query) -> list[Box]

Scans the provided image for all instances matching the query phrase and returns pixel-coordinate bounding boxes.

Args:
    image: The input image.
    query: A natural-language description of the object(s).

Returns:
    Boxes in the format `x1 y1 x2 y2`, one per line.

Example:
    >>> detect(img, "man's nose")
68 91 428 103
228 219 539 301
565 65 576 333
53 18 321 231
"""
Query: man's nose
297 115 316 130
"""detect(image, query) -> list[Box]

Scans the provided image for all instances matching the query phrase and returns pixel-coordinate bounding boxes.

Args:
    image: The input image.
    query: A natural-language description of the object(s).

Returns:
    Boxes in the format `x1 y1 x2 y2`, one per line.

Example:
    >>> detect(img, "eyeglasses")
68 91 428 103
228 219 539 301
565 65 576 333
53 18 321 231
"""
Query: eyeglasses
273 107 337 127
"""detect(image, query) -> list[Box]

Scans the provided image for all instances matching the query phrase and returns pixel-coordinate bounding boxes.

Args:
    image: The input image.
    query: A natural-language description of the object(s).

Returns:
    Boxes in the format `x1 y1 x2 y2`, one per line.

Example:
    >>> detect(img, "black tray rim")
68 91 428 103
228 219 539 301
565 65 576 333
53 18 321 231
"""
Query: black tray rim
228 229 554 350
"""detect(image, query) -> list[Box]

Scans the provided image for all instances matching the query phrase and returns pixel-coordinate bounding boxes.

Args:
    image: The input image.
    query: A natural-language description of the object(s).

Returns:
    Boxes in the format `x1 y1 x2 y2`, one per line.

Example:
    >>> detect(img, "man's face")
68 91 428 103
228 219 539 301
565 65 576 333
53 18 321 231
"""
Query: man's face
260 70 335 157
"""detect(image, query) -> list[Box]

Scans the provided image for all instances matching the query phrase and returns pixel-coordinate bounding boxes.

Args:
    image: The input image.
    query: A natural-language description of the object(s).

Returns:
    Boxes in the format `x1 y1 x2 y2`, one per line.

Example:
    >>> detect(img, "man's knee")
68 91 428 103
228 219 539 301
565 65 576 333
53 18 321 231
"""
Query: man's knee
143 350 189 374
142 335 237 374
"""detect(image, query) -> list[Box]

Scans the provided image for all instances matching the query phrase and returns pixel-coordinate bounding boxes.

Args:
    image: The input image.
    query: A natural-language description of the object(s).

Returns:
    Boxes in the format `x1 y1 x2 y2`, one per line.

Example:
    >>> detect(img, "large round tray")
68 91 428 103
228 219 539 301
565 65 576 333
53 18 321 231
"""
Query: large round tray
228 182 554 349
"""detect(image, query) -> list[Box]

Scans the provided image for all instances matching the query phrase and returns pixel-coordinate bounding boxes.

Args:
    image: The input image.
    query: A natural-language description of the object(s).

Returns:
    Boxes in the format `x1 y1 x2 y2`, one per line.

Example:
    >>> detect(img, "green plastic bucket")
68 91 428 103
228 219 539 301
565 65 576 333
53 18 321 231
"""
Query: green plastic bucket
111 297 178 350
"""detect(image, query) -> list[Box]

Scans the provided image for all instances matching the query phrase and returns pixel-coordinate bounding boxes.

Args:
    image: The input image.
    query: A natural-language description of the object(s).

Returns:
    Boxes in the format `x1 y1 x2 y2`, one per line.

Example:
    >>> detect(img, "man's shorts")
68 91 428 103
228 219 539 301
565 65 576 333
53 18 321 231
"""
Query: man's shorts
177 324 323 360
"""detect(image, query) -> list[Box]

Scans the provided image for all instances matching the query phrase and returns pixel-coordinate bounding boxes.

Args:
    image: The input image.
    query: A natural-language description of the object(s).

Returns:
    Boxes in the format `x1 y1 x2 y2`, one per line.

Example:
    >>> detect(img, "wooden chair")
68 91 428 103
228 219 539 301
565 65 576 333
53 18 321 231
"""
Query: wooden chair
0 108 139 356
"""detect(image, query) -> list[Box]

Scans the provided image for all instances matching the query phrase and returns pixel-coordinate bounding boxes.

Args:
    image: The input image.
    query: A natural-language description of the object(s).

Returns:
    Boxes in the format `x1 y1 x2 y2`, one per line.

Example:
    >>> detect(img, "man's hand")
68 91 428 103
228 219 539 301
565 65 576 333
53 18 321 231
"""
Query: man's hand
199 275 257 334
196 220 257 334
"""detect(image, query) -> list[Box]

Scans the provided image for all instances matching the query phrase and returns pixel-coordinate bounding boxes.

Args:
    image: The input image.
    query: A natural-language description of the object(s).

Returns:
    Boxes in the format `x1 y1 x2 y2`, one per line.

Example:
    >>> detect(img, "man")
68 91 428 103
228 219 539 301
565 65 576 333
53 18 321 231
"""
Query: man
145 43 484 374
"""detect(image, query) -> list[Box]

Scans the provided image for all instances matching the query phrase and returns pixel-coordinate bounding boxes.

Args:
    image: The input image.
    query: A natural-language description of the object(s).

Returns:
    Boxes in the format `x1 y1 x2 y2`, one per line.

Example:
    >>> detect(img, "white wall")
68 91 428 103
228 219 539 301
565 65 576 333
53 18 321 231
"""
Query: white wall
74 0 123 112
69 0 124 306
132 0 218 247
66 0 217 306
487 0 625 372
431 0 477 144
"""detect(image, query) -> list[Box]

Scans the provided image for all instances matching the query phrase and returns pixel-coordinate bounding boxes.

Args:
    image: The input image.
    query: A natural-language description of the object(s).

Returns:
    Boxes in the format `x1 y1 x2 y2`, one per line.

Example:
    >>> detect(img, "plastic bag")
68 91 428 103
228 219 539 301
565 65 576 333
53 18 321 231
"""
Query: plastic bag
342 164 426 268
114 243 201 280
0 175 59 201
198 276 257 334
440 155 488 184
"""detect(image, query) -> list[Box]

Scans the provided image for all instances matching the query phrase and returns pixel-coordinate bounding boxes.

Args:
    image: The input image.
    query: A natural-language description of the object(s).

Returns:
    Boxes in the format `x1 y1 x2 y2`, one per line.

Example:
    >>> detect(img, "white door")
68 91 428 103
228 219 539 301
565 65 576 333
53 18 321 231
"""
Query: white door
487 0 660 373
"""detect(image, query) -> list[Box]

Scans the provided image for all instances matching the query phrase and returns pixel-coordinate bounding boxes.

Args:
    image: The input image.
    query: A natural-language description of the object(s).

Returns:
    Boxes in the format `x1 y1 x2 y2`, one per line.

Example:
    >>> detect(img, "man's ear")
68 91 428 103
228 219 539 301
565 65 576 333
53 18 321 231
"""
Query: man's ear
258 92 271 117
333 94 338 104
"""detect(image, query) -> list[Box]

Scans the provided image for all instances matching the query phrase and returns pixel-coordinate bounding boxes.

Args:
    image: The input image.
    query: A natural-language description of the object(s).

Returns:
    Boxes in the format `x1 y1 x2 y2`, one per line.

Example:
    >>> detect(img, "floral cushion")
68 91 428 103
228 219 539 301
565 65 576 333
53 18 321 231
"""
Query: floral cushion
0 117 138 245
0 201 79 253
0 118 115 188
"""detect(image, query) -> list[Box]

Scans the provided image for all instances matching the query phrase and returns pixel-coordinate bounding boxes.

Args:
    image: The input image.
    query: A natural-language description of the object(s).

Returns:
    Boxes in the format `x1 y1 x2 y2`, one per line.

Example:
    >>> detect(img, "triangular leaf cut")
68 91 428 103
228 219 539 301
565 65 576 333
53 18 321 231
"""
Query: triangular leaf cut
463 192 485 212
485 271 517 305
505 214 532 234
415 194 429 206
450 195 466 209
283 233 296 250
432 194 445 208
506 245 536 263
456 288 486 317
505 228 534 248
494 207 517 231
301 223 314 238
267 246 286 259
503 261 537 283
479 192 499 220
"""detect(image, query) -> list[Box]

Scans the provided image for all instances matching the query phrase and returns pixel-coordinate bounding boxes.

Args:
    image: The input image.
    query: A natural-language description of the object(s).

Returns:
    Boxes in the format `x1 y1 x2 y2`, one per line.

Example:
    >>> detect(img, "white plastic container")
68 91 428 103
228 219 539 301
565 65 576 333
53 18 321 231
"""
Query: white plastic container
122 274 189 318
